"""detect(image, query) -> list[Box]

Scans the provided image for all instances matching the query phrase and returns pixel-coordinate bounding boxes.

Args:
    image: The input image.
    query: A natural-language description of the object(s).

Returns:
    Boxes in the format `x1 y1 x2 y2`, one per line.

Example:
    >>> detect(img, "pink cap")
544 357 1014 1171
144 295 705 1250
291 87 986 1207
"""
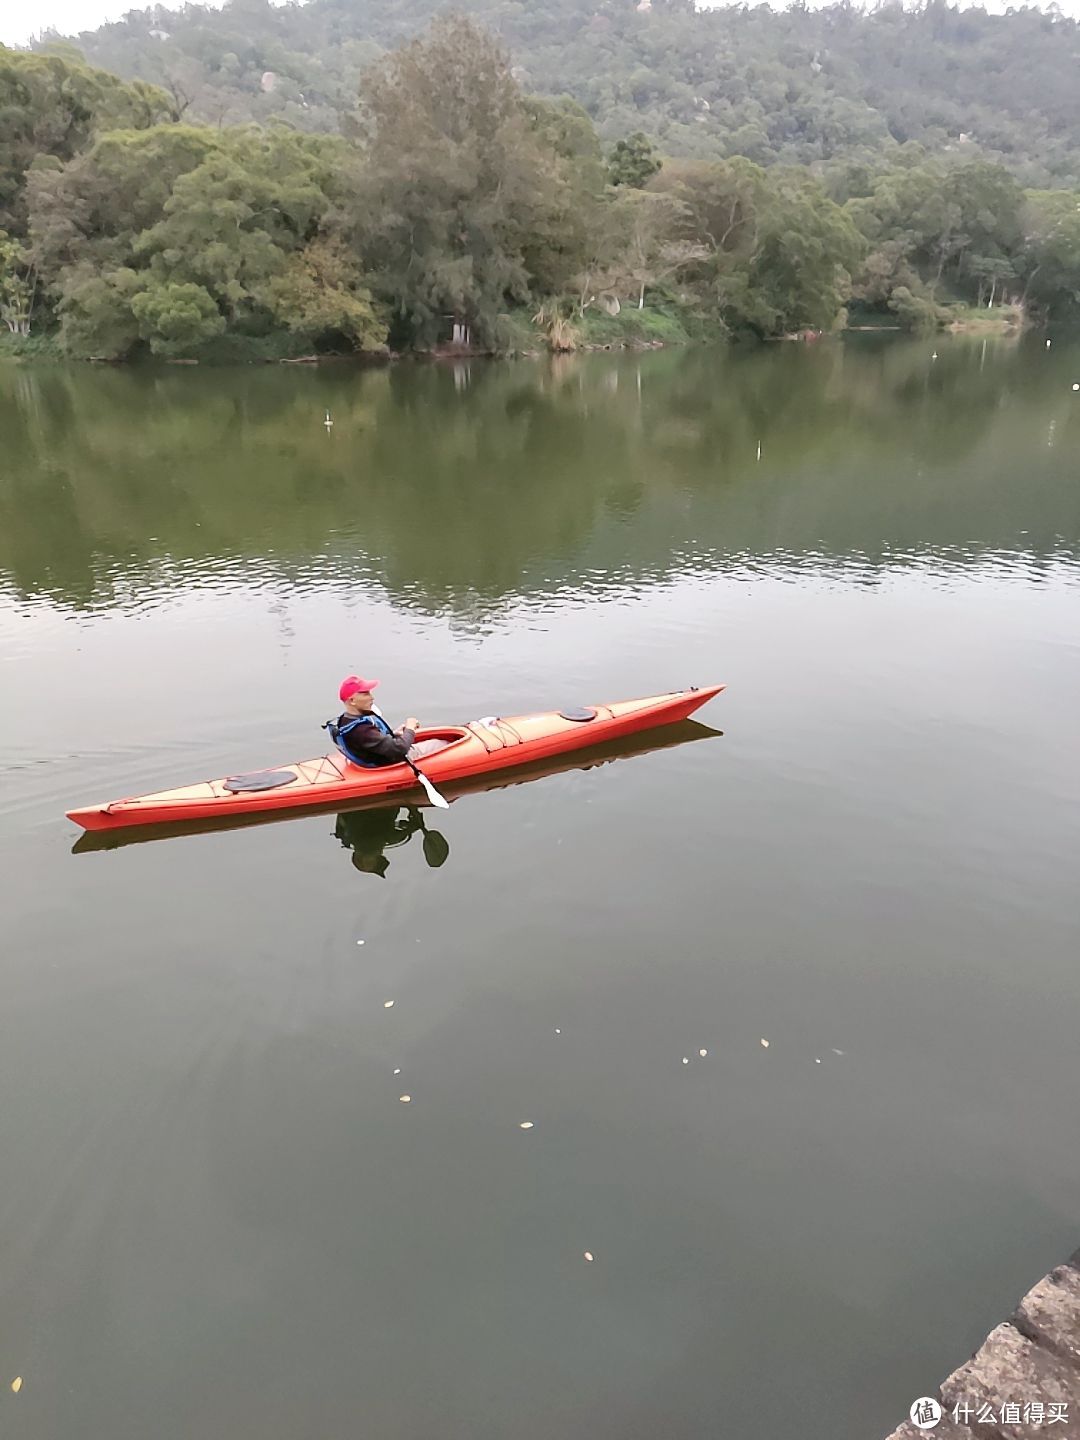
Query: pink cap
339 675 380 703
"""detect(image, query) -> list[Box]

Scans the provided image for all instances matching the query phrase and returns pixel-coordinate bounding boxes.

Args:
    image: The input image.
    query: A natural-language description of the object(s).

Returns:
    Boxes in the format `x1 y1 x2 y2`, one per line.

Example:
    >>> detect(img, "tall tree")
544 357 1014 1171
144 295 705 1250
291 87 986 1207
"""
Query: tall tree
0 48 172 238
734 170 865 335
354 15 571 347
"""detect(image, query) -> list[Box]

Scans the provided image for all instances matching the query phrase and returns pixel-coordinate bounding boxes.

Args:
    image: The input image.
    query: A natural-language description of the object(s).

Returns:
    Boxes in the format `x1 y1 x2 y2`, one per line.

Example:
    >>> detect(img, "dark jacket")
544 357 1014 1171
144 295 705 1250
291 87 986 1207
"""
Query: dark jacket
337 713 415 766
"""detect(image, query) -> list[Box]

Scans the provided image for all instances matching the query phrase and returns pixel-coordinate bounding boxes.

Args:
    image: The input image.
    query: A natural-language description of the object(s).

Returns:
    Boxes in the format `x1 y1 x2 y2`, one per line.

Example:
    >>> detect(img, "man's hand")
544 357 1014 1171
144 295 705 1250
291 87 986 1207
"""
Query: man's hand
403 717 419 732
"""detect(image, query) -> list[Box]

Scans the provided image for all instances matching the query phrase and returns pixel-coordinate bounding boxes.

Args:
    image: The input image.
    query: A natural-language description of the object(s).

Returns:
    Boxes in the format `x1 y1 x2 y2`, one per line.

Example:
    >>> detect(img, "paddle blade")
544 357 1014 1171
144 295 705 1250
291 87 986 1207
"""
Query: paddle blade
422 829 450 867
415 769 450 809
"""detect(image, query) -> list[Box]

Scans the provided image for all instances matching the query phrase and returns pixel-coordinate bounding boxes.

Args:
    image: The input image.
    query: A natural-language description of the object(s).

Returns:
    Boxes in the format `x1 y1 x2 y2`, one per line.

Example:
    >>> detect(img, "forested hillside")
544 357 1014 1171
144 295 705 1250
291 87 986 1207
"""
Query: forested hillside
50 0 1080 188
3 8 1080 361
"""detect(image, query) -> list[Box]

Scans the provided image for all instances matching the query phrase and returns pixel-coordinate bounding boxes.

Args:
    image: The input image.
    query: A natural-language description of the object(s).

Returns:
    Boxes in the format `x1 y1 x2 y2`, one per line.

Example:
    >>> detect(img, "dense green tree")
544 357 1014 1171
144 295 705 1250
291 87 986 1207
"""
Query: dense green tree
130 280 226 355
1021 190 1080 319
846 157 1025 314
353 15 573 347
27 123 383 356
607 132 661 189
264 237 385 350
56 265 143 356
735 171 865 336
0 47 171 237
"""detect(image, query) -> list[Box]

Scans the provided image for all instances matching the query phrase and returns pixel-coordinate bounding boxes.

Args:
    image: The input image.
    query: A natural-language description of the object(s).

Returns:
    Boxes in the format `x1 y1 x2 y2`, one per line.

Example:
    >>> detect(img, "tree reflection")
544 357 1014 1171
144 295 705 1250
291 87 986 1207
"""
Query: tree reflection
3 338 1078 614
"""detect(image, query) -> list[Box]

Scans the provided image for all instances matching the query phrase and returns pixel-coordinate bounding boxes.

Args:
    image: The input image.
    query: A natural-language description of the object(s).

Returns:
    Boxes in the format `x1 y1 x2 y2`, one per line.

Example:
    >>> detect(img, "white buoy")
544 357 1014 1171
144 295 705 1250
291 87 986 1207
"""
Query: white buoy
1072 383 1079 392
1046 339 1052 348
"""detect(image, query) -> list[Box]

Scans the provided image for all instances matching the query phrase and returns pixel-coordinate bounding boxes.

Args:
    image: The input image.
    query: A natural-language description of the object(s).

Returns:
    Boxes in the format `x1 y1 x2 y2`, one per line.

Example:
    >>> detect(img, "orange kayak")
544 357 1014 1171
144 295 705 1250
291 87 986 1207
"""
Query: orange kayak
66 686 723 833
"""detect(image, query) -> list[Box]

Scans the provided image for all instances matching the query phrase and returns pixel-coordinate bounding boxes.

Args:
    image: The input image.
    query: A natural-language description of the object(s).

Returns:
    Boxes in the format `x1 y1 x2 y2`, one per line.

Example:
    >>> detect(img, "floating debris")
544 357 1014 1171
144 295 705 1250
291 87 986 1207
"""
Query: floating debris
831 1048 845 1056
815 1058 822 1065
356 939 365 946
399 1095 411 1104
1073 383 1079 392
555 1028 561 1035
682 1057 690 1065
760 1038 770 1048
519 1121 535 1130
383 1000 395 1009
699 1048 708 1058
393 1068 401 1075
11 1377 22 1394
583 1251 594 1263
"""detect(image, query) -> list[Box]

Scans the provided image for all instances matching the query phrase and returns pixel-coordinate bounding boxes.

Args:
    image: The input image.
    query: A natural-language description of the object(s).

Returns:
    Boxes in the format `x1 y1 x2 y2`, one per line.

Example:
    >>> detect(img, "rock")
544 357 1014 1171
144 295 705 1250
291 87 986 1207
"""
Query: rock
1014 1265 1080 1366
940 1323 1078 1438
883 1254 1080 1440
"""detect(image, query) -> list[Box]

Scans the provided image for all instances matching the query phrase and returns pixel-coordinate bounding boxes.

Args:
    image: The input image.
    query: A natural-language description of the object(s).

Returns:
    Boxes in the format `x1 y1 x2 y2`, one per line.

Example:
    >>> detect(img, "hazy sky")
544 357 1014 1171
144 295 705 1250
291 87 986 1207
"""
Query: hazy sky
0 0 1070 49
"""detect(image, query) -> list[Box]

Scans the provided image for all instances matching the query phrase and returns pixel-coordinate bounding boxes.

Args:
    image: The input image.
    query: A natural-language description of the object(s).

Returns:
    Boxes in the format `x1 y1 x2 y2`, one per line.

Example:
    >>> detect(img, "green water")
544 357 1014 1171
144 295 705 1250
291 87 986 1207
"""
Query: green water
1 336 1078 1440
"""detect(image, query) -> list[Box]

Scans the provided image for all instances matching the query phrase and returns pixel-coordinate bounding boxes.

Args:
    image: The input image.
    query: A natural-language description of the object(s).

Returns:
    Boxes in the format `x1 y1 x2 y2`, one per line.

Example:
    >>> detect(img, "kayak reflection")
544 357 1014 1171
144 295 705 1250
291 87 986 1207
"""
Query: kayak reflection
334 805 450 878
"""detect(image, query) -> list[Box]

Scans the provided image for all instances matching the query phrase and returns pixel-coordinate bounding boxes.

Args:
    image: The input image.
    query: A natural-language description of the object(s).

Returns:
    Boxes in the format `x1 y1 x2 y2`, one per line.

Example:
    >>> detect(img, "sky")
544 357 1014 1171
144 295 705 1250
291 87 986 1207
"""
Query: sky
0 0 1071 48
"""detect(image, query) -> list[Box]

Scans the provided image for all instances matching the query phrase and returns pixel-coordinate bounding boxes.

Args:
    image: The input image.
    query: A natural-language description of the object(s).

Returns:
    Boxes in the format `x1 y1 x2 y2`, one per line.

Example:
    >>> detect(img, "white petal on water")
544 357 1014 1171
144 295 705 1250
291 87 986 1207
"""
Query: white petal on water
399 1095 411 1103
519 1121 535 1130
383 1000 395 1009
11 1378 22 1394
699 1049 708 1057
583 1252 594 1263
760 1038 770 1048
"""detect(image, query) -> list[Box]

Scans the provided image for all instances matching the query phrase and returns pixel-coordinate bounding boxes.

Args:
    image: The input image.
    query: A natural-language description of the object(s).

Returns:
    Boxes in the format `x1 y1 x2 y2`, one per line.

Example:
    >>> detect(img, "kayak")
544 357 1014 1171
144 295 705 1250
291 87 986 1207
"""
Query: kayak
66 685 723 833
71 715 722 852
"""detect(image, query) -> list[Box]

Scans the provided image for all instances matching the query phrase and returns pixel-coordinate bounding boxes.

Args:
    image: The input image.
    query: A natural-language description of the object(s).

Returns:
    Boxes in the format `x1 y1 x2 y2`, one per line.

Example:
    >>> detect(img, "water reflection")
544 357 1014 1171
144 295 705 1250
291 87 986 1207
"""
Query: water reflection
2 335 1078 619
334 805 449 878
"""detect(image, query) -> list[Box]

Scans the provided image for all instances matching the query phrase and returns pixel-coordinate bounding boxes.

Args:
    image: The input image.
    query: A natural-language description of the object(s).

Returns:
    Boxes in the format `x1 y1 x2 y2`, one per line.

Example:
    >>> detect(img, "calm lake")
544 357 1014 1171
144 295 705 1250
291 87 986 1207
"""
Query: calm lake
1 335 1079 1440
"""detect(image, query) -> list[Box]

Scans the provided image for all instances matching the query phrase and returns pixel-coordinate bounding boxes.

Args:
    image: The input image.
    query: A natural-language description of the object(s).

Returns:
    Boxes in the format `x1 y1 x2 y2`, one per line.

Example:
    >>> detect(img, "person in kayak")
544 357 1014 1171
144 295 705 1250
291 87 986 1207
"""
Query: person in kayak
329 676 420 767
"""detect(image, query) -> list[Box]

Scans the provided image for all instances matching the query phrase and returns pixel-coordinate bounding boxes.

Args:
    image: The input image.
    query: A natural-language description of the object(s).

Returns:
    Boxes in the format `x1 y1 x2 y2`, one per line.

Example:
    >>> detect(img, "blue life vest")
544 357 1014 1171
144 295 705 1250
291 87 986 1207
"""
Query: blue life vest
324 712 394 767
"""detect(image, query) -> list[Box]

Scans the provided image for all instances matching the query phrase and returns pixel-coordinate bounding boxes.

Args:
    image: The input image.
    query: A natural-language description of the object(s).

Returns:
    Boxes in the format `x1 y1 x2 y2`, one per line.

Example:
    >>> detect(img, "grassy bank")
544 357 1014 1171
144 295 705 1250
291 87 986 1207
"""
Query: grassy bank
944 304 1026 335
0 333 65 361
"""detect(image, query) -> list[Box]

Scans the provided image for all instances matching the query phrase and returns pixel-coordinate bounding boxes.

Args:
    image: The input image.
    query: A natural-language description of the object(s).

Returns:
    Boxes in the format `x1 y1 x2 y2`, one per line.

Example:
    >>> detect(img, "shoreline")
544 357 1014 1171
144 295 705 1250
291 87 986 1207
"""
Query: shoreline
0 319 1038 368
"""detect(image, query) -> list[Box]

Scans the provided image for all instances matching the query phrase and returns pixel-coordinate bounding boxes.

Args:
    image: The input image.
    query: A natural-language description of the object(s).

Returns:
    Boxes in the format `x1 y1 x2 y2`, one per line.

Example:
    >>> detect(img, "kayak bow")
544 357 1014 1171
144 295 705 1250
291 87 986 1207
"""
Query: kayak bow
65 685 723 833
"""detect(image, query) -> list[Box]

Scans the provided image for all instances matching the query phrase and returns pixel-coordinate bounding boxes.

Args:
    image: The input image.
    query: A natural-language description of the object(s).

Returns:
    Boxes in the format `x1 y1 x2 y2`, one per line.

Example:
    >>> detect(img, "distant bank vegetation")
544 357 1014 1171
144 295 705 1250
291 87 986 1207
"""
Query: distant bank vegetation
2 9 1079 361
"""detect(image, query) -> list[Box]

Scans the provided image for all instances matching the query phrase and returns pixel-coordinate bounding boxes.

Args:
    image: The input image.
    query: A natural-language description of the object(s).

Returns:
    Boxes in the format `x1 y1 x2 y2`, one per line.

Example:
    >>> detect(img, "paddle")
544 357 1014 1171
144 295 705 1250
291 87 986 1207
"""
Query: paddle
406 805 450 865
405 756 450 810
420 824 450 868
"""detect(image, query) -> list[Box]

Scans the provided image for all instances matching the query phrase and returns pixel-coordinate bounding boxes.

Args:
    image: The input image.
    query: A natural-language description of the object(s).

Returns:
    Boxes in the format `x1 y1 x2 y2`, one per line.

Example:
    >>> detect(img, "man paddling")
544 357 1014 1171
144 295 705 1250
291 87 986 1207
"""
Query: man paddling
329 676 420 766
